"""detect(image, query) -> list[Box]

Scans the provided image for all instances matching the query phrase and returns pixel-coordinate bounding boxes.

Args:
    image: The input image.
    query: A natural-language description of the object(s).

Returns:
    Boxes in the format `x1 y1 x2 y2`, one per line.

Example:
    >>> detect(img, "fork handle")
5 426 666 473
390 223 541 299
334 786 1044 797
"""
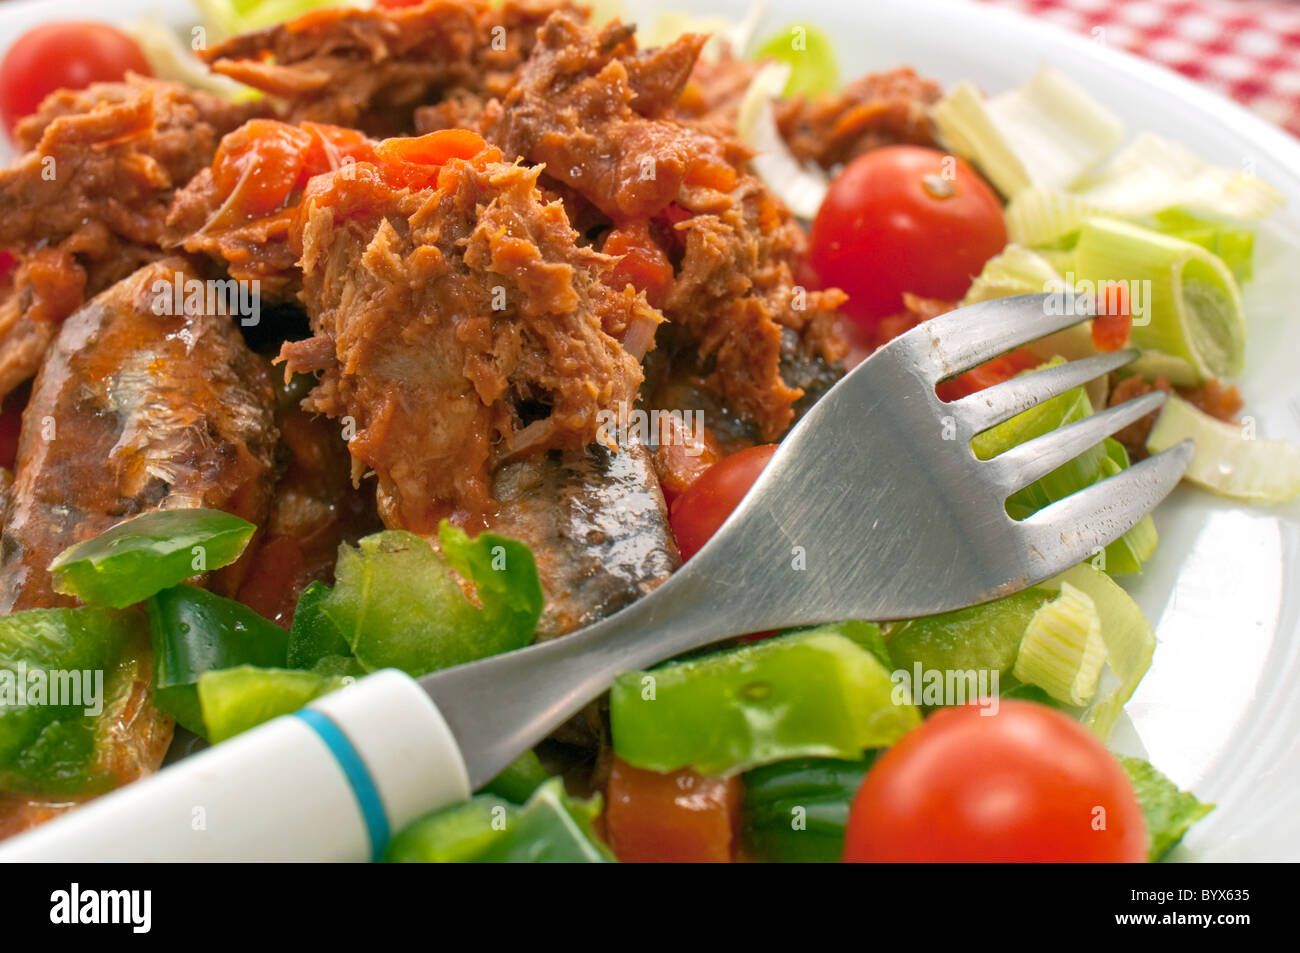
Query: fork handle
0 670 469 862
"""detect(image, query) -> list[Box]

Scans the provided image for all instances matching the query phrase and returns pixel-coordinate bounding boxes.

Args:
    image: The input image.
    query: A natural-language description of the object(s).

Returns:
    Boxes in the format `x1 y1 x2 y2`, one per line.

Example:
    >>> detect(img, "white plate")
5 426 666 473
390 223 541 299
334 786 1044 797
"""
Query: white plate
2 0 1297 861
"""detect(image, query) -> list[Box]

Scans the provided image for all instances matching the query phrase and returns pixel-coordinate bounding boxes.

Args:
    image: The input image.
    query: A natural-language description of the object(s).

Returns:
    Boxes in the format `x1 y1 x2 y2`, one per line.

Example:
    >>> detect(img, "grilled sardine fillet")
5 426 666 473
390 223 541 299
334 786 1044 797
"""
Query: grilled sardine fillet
0 257 279 612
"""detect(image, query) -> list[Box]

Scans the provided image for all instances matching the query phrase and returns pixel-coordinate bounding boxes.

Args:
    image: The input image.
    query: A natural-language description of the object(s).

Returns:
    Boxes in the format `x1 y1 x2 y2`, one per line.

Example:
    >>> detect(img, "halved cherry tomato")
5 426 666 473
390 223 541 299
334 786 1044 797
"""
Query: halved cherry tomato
1091 281 1132 352
604 757 741 863
0 23 151 139
935 346 1042 402
844 700 1146 862
668 444 778 560
810 146 1007 331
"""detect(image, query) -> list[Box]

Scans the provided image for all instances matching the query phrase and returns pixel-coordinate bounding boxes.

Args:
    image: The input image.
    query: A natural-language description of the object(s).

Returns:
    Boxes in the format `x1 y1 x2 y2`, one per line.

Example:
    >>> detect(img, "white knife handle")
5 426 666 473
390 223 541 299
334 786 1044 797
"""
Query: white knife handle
0 669 470 862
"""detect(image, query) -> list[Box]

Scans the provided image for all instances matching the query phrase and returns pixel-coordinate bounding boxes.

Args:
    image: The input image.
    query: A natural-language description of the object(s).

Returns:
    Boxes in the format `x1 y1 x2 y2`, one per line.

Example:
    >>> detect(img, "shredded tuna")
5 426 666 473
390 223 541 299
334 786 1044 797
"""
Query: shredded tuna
1110 374 1244 461
203 0 574 136
281 139 657 531
774 67 943 170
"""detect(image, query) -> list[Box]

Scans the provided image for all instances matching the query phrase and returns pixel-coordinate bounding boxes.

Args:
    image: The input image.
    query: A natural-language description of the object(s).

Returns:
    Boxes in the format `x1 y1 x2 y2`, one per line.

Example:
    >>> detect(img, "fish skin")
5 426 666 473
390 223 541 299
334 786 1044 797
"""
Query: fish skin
0 256 279 611
491 436 681 640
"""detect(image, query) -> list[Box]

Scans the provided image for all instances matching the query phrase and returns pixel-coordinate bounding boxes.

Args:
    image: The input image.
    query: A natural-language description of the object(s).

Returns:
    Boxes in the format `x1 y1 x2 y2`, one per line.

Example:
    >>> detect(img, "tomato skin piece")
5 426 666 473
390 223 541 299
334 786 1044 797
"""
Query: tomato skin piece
810 146 1007 330
668 444 777 560
603 225 674 308
935 346 1042 402
1091 281 1132 352
604 758 741 862
843 700 1147 863
0 23 151 138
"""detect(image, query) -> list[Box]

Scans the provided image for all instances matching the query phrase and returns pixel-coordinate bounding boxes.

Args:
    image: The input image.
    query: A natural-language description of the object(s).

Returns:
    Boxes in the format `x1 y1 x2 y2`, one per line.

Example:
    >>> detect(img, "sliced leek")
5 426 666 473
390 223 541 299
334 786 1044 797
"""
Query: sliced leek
1074 133 1284 221
1147 394 1300 503
960 243 1065 305
932 69 1123 198
1073 218 1246 380
1040 564 1156 740
1013 582 1107 706
736 62 829 219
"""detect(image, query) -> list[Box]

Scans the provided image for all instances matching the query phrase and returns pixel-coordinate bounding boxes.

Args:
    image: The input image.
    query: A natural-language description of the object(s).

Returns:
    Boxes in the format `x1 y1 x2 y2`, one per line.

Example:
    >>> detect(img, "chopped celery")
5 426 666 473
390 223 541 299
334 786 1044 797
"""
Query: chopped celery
195 0 354 42
742 756 874 863
932 69 1123 198
147 585 290 736
1039 564 1154 740
610 627 918 775
0 607 141 796
1153 210 1255 283
1012 582 1107 706
960 243 1065 305
1119 756 1214 861
197 666 347 743
320 524 541 677
753 24 840 97
1073 218 1245 381
384 778 613 863
49 509 255 609
1146 394 1300 503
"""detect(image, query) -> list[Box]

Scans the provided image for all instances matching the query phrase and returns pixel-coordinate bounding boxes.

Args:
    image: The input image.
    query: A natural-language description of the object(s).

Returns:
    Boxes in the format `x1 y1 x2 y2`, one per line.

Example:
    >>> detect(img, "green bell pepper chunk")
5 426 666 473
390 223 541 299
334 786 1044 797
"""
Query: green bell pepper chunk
197 666 348 743
885 588 1052 702
610 626 919 775
48 509 256 608
479 750 551 803
0 607 141 796
753 24 840 97
320 523 542 677
285 581 351 670
384 778 613 863
743 756 874 863
147 585 289 735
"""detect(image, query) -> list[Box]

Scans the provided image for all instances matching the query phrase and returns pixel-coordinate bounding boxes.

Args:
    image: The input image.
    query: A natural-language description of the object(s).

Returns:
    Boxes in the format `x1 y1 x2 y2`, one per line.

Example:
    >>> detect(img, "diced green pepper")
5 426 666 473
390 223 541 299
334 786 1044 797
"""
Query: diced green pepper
197 666 348 743
743 756 874 863
753 24 840 97
48 509 255 608
479 750 551 804
610 627 918 775
285 581 351 670
886 589 1051 698
320 525 541 677
147 585 289 735
0 607 141 796
383 778 613 863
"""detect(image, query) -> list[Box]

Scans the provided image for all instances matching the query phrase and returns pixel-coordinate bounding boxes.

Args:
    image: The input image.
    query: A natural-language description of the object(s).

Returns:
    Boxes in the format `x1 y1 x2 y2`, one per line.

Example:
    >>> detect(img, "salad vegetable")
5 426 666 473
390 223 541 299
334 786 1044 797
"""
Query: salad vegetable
318 524 542 677
604 758 741 863
610 624 918 775
49 509 256 609
1146 393 1300 503
197 666 347 743
1012 581 1106 706
385 778 613 863
742 756 873 862
0 607 141 796
1120 755 1214 862
147 585 290 735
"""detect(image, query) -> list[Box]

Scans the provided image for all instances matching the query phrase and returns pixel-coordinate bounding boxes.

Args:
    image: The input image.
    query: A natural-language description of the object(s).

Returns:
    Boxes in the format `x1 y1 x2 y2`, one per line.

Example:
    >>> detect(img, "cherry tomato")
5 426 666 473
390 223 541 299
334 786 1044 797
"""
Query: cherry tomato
668 444 777 560
604 758 741 863
810 146 1007 331
935 346 1042 402
0 23 150 138
844 700 1146 862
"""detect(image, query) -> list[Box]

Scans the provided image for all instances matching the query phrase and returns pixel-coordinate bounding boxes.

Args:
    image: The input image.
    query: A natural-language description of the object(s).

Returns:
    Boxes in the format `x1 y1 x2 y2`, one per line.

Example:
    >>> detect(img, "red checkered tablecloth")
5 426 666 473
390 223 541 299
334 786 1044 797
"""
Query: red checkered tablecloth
975 0 1300 137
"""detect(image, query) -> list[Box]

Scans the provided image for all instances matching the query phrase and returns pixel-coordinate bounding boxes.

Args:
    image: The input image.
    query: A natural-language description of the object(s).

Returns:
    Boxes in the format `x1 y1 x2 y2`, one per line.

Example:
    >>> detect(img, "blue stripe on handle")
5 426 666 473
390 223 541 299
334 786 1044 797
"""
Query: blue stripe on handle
294 708 390 862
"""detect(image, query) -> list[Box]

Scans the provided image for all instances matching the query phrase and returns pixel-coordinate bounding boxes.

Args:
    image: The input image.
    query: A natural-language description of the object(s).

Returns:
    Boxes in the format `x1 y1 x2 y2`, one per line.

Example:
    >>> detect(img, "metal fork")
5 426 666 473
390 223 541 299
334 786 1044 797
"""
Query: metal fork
0 293 1193 862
